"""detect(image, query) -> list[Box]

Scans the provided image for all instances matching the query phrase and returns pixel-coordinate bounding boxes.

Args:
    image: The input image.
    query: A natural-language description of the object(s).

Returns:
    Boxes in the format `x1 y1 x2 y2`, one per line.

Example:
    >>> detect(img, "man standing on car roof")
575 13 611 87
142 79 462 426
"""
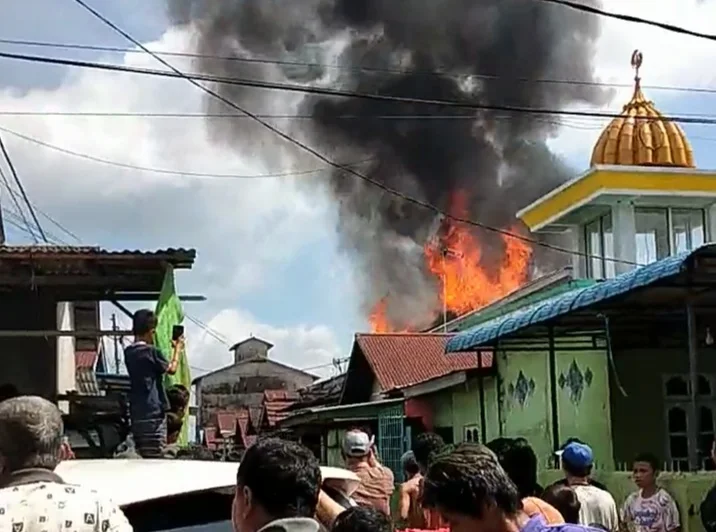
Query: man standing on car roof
0 396 132 531
124 309 182 458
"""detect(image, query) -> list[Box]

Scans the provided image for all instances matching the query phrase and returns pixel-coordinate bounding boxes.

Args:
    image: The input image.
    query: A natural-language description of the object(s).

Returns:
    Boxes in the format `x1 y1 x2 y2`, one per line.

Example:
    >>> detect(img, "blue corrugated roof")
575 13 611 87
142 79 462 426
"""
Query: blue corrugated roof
446 248 700 353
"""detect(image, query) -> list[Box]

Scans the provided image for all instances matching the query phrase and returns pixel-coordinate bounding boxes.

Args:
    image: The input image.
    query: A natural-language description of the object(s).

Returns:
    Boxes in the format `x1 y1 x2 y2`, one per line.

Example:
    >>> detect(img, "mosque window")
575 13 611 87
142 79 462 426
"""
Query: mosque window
635 207 705 264
584 213 615 279
636 208 670 264
671 209 705 254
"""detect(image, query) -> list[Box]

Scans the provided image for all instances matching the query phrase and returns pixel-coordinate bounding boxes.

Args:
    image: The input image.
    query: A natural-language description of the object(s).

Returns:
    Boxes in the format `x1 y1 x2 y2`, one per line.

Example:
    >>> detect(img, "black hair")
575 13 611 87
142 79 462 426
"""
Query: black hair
167 412 183 437
403 452 420 478
563 460 592 478
331 506 392 532
633 452 660 473
132 309 157 336
413 432 445 470
236 437 321 519
488 437 540 498
423 443 522 518
542 484 581 524
167 384 190 414
0 383 19 402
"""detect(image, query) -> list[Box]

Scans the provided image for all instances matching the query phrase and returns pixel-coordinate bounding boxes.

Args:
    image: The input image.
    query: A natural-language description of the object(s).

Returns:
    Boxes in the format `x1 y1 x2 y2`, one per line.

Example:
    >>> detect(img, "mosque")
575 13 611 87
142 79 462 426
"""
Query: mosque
518 49 712 277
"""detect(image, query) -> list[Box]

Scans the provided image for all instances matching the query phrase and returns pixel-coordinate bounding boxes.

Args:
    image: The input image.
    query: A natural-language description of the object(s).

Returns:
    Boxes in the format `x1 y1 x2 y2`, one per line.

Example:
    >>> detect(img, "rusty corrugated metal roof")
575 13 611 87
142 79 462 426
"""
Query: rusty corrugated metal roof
355 333 491 392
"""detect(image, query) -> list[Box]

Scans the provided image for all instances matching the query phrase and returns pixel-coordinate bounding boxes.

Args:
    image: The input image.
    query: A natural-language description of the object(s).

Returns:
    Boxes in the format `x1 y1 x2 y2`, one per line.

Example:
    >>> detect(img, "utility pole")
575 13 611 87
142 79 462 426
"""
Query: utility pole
0 189 5 244
111 313 120 373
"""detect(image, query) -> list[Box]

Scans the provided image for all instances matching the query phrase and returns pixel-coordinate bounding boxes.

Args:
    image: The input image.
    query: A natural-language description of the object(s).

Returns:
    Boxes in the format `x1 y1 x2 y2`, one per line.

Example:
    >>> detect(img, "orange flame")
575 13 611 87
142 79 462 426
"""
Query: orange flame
369 193 532 332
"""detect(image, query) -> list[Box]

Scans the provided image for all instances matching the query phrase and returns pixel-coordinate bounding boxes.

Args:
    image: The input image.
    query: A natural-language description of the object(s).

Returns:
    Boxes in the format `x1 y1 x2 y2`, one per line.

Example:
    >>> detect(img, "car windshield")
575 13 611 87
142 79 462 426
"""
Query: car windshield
123 489 233 531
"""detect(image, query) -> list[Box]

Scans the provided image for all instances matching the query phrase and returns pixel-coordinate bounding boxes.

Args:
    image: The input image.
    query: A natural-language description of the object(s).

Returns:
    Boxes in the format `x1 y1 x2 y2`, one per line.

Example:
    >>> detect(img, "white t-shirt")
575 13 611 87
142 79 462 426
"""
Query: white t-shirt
573 484 620 532
621 488 680 532
0 480 132 531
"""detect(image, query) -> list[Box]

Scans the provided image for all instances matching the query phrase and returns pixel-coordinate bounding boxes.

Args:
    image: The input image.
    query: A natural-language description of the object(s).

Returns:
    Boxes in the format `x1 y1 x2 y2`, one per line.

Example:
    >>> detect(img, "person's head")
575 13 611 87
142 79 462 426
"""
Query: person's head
331 506 392 532
561 442 594 479
423 443 522 532
541 484 581 524
167 412 183 444
413 432 445 473
632 452 660 489
167 384 190 415
487 437 539 498
132 309 157 342
341 430 374 463
401 450 420 480
233 438 321 532
0 384 19 403
0 396 63 474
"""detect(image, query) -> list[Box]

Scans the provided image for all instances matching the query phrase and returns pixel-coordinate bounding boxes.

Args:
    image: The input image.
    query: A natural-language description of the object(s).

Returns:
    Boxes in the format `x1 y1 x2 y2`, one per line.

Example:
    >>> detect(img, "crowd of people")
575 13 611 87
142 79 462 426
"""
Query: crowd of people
0 308 696 531
330 429 682 532
0 401 688 532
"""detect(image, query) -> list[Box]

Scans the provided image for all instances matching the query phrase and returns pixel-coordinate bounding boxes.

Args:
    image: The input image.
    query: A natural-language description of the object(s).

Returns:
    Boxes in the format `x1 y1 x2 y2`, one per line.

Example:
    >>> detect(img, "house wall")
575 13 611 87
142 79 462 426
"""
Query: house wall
197 359 315 429
496 336 612 469
0 294 56 398
428 376 500 444
539 469 716 532
610 347 716 466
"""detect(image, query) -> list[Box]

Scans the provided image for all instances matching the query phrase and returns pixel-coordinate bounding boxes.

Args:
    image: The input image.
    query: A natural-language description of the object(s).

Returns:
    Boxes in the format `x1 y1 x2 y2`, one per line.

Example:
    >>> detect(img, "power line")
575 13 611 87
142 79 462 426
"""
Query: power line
4 48 716 126
0 125 374 180
0 133 47 242
3 35 716 96
66 0 643 267
0 166 35 242
540 0 716 42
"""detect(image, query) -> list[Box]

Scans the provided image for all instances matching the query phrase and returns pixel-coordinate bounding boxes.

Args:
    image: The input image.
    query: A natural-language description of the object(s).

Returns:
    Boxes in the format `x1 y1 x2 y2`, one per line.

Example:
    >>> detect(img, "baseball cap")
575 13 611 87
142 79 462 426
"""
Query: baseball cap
342 430 374 457
561 442 593 468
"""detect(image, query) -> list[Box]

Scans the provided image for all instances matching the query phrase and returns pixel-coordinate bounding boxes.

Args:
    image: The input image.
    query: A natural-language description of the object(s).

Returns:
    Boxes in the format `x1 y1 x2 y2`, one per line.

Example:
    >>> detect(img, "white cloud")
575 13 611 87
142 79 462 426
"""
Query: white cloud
549 0 716 164
189 308 343 379
0 27 348 373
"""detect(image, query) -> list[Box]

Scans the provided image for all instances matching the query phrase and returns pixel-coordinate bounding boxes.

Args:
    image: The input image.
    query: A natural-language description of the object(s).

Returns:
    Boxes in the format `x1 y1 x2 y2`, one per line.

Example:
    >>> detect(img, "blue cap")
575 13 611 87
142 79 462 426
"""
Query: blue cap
562 442 593 468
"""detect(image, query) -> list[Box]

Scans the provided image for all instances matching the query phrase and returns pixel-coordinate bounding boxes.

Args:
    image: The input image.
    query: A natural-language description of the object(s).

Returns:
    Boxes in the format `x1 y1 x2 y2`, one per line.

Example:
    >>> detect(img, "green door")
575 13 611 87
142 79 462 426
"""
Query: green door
378 403 405 479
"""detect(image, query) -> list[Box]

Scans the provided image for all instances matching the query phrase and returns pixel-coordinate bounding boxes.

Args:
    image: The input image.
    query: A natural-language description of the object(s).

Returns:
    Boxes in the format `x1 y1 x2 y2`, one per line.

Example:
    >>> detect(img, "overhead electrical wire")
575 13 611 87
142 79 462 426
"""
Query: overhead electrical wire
0 165 36 242
3 48 716 127
67 0 667 268
1 35 716 96
0 133 47 242
0 125 375 180
540 0 716 42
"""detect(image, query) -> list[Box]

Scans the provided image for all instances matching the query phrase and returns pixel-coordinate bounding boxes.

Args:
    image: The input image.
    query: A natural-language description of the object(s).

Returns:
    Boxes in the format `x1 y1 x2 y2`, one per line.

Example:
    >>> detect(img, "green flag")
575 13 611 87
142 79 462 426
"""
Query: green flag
155 265 191 446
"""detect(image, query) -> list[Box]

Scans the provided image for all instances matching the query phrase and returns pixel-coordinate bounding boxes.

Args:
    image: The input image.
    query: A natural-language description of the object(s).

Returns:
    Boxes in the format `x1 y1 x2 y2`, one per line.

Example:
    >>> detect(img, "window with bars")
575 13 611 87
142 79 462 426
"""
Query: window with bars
664 374 715 470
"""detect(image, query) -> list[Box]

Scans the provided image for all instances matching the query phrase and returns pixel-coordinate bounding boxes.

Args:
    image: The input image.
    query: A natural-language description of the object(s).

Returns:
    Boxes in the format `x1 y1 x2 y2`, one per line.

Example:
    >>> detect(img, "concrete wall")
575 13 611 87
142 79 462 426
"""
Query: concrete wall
429 376 500 444
539 469 716 532
197 359 315 428
610 347 716 466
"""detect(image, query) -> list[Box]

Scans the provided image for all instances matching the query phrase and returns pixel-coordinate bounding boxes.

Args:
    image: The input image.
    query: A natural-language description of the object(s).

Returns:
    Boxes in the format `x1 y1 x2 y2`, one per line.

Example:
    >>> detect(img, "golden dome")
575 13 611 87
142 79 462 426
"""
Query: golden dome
590 50 695 168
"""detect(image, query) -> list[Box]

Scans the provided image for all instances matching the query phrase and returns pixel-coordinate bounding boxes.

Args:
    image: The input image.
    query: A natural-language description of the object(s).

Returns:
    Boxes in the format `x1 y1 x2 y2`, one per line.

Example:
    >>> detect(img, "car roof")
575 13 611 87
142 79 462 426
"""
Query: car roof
55 459 359 507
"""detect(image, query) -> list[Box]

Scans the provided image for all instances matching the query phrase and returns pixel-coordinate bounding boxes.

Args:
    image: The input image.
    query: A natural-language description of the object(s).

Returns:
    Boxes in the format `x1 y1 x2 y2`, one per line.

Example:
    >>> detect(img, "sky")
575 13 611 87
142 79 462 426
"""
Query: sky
2 0 716 380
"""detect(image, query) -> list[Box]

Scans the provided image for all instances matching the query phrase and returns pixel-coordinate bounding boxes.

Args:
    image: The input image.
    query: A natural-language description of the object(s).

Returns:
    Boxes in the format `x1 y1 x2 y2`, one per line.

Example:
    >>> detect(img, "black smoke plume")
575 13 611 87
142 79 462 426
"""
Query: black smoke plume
168 0 609 329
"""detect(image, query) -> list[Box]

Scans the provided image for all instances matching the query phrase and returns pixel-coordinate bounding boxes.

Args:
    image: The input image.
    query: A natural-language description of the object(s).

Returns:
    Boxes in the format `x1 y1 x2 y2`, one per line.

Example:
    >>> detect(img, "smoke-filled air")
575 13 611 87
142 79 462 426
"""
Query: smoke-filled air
167 0 610 331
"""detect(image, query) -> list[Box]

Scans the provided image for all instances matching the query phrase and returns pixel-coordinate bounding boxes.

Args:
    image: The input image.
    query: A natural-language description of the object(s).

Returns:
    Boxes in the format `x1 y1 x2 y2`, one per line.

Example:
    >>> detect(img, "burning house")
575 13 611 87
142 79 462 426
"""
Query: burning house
167 0 609 332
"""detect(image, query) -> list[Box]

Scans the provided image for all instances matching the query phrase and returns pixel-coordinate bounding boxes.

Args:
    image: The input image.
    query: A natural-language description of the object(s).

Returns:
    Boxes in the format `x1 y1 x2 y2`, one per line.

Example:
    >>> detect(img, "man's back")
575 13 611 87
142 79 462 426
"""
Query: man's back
348 461 394 516
573 484 619 531
124 342 168 420
0 476 132 531
398 475 425 528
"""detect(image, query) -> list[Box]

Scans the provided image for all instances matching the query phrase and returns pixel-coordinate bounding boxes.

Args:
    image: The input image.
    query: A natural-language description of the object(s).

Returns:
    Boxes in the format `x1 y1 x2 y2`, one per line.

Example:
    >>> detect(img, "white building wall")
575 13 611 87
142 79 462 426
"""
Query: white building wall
56 302 76 413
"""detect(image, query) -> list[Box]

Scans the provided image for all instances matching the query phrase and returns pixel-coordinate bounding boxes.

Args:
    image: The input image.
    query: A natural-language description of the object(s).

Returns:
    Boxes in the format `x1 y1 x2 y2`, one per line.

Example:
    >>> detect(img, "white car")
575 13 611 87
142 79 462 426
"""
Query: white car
56 459 360 531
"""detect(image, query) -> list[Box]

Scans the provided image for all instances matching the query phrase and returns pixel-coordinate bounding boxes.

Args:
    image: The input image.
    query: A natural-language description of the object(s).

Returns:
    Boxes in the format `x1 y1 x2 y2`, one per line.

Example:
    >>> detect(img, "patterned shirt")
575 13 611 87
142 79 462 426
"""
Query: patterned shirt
621 489 680 532
0 469 132 532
